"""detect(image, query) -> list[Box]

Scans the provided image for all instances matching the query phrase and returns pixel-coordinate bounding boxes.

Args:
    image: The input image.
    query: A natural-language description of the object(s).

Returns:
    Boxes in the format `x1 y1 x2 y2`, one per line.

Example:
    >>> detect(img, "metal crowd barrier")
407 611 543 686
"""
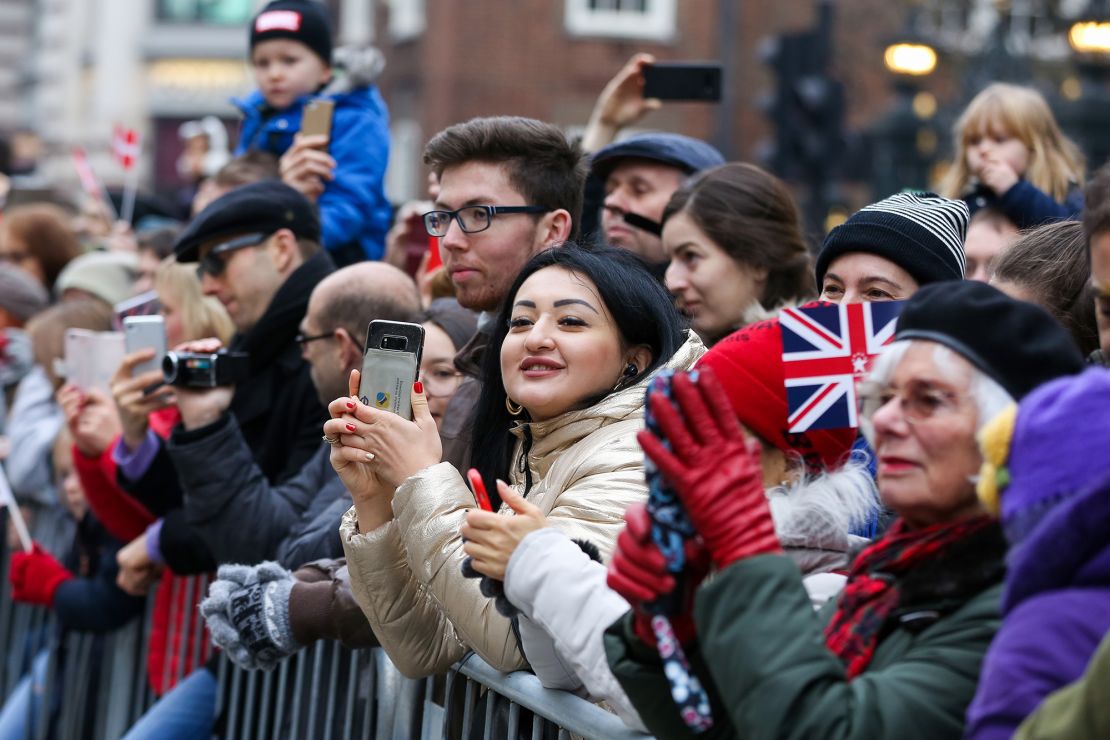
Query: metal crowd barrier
2 508 651 740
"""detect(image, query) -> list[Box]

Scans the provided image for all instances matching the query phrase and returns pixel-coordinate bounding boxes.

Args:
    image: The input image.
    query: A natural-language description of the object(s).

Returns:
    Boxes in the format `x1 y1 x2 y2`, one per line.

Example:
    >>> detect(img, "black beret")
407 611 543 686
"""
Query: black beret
895 281 1085 400
173 181 321 262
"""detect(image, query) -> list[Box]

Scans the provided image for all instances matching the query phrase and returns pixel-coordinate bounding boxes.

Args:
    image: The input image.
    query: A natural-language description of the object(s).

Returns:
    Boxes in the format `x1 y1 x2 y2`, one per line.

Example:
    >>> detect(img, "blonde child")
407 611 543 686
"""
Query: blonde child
941 82 1085 231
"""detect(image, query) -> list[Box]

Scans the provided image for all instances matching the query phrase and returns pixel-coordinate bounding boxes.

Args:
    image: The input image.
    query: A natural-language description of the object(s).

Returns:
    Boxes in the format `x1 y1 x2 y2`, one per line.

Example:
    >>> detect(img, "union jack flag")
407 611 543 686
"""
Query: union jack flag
780 301 905 432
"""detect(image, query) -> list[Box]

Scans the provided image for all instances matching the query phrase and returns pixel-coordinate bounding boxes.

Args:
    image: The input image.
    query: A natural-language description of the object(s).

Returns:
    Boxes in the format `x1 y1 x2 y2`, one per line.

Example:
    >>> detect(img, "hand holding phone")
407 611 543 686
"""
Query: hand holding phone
467 468 494 512
124 315 167 377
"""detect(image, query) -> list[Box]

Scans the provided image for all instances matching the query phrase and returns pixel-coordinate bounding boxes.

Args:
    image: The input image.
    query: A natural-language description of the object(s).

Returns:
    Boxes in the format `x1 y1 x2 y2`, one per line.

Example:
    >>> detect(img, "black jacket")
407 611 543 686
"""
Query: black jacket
120 250 334 574
169 414 348 568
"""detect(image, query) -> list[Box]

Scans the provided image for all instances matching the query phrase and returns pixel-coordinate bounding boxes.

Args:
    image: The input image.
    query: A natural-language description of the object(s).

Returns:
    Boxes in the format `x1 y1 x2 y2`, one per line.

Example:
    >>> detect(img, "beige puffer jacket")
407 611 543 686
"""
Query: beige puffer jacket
339 333 705 678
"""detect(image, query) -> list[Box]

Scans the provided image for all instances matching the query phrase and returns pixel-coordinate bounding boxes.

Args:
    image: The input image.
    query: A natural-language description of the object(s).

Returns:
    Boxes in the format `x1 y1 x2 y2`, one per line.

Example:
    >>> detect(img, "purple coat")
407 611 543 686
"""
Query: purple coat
964 470 1110 740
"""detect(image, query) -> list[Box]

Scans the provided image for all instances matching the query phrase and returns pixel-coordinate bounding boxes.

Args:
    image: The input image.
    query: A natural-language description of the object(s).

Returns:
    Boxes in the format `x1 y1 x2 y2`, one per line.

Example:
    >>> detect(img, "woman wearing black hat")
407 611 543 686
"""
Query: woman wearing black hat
603 281 1084 740
816 191 970 304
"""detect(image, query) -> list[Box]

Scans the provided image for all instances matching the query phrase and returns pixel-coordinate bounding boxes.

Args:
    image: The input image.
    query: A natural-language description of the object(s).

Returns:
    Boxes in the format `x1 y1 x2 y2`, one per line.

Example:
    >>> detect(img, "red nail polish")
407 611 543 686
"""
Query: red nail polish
346 401 355 410
413 381 424 395
345 423 356 432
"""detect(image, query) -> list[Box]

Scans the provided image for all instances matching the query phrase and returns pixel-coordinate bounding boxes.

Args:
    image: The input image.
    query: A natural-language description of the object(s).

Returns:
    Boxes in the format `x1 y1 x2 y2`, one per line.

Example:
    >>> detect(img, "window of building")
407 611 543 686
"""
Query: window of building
389 0 426 41
158 0 254 25
564 0 676 41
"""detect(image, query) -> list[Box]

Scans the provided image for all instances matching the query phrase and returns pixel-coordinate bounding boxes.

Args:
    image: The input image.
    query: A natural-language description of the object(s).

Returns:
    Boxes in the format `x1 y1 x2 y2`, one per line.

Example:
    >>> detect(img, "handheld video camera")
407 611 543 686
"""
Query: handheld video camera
162 351 250 388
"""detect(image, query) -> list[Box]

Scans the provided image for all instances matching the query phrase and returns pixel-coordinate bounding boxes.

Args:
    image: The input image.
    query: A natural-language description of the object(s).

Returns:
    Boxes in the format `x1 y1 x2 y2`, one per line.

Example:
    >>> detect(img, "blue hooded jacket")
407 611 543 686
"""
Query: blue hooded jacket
233 85 392 261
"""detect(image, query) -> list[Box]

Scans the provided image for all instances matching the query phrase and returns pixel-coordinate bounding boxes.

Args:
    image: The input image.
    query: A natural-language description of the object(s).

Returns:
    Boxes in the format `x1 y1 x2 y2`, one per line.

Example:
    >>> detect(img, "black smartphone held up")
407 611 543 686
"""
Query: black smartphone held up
357 320 425 420
642 62 723 102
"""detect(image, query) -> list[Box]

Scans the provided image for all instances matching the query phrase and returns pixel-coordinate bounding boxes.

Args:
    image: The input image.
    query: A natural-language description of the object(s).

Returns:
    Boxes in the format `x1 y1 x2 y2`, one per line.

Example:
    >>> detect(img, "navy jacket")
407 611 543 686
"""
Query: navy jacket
964 180 1084 231
53 514 146 634
234 86 392 261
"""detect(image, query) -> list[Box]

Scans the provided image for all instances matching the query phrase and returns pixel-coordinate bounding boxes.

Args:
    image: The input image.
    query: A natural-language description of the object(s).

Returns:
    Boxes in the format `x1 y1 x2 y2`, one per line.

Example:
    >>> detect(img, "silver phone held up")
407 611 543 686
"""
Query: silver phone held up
357 320 425 420
123 315 167 377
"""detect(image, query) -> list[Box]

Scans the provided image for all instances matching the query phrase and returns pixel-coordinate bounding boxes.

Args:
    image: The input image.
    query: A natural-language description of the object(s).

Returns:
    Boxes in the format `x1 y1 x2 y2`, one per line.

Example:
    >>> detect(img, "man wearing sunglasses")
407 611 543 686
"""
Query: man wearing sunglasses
110 180 334 581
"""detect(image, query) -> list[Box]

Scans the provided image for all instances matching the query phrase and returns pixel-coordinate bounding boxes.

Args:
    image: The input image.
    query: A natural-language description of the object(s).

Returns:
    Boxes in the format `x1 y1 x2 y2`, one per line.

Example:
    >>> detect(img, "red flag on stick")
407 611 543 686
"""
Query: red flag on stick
71 147 119 221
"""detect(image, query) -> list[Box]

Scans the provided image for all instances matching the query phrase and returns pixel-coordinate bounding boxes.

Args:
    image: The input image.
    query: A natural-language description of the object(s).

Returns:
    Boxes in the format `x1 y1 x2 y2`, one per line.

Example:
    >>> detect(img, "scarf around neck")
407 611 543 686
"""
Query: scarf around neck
824 513 1004 678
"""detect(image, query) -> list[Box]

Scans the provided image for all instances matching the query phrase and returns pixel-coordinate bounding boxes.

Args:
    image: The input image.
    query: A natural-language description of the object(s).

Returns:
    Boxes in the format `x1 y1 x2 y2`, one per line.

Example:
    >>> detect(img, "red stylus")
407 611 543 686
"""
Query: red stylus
466 468 494 512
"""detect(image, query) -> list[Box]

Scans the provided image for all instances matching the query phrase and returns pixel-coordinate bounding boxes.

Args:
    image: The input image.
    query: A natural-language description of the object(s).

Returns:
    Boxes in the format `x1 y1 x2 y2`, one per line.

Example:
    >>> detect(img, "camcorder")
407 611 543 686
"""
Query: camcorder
163 351 250 388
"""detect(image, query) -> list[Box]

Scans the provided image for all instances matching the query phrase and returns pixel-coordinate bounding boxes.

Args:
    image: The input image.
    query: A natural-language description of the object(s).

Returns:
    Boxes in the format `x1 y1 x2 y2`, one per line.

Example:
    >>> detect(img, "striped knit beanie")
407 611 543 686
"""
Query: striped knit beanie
815 192 969 287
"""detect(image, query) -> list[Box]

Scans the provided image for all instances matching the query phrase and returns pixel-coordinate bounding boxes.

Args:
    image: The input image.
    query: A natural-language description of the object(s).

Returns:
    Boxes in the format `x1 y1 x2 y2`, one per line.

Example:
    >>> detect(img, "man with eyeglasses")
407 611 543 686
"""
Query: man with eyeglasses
421 115 585 468
110 181 334 582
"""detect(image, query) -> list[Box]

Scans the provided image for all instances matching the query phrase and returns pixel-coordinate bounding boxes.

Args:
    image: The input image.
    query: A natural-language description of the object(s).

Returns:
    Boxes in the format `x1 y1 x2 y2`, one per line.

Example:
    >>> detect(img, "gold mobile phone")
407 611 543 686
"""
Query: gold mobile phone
300 99 335 145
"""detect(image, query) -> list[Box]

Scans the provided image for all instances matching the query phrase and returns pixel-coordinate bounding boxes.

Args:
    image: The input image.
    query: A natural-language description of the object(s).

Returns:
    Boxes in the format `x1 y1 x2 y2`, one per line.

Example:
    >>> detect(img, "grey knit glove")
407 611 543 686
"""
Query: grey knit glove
200 562 298 671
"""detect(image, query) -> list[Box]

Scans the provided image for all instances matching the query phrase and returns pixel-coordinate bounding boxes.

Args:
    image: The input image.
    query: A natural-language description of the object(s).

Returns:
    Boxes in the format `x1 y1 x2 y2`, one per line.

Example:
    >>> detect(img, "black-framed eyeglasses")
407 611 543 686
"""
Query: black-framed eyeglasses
422 205 550 237
196 232 270 278
294 330 335 350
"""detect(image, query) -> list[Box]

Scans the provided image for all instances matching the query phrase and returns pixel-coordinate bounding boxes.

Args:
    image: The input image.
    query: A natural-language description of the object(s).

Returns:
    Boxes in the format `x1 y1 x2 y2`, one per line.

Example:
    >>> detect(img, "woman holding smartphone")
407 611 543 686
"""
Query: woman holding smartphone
325 244 700 677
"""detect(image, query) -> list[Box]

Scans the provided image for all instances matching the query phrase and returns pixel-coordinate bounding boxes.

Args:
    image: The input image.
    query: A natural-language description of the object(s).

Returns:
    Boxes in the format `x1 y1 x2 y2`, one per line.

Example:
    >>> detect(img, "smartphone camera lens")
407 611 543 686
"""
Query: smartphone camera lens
381 335 407 351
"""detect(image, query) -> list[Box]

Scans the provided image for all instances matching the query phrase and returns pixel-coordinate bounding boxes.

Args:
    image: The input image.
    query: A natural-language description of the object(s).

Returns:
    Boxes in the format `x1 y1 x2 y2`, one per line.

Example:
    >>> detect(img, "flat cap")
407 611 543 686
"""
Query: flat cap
173 181 321 262
590 133 724 181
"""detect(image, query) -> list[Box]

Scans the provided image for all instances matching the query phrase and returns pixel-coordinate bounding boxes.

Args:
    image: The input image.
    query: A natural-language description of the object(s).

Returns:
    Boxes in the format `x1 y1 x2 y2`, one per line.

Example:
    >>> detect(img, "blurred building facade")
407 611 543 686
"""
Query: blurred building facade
11 0 1102 216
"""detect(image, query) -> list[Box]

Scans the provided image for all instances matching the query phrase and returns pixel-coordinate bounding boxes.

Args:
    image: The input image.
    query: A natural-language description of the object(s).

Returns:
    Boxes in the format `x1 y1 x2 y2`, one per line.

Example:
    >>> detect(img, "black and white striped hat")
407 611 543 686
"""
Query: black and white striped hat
815 191 969 287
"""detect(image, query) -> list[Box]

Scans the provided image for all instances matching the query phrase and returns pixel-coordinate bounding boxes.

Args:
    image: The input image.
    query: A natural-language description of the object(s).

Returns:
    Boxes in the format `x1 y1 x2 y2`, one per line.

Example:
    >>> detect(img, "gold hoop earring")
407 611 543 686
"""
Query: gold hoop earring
505 397 524 416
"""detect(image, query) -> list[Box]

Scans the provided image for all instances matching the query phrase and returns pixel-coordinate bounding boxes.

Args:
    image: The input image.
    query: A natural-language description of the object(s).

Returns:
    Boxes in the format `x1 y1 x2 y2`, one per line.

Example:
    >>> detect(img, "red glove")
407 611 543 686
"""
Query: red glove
8 543 73 607
607 502 710 647
637 368 783 569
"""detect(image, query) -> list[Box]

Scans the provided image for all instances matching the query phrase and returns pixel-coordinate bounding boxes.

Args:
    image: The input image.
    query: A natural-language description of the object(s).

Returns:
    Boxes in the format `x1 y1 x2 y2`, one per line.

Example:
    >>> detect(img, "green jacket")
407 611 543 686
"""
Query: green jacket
605 554 1003 740
1015 629 1110 740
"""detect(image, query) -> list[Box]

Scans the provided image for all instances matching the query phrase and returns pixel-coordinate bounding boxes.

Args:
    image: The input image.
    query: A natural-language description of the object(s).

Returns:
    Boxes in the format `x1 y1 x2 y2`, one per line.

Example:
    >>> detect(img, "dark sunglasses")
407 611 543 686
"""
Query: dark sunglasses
196 233 270 278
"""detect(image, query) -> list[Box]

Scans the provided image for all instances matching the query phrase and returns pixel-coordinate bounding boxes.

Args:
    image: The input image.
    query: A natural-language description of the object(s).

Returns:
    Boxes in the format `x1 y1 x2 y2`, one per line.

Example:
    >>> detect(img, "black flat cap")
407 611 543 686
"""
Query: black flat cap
895 281 1085 401
173 181 321 262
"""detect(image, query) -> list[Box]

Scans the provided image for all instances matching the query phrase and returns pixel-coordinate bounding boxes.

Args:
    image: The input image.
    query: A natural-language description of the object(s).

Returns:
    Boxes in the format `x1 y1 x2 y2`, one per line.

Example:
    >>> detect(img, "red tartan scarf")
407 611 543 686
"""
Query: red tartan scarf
823 514 996 678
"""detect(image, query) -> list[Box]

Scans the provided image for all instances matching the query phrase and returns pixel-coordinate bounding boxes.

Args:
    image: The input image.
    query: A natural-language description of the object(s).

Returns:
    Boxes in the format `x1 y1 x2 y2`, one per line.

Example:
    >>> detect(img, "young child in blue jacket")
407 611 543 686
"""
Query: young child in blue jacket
234 0 392 265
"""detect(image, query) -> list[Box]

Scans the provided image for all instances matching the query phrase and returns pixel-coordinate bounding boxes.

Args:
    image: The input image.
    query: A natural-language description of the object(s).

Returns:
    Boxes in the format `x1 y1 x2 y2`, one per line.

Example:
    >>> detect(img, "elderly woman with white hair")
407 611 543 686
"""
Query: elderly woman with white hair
603 281 1085 740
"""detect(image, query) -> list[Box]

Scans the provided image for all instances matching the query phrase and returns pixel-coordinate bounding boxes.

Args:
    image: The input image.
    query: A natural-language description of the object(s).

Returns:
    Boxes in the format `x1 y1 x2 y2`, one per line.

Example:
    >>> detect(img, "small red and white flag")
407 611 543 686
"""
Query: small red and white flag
112 125 141 170
71 147 102 197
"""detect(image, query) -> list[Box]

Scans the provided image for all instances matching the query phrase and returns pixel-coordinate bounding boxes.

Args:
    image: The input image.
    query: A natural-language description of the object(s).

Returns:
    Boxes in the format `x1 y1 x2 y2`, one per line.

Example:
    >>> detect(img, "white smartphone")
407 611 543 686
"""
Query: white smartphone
357 320 425 420
64 329 126 393
124 315 167 377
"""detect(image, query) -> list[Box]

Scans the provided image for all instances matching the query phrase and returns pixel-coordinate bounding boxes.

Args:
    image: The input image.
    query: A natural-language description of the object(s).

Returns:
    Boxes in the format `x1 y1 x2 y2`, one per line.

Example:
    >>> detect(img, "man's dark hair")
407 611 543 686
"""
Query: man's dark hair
1084 161 1110 242
423 116 587 240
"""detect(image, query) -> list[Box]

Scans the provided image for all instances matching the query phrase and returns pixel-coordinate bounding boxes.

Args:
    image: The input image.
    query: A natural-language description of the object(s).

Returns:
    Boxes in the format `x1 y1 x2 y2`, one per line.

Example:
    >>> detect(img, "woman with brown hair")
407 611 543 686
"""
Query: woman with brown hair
0 203 82 292
662 163 815 346
990 220 1099 358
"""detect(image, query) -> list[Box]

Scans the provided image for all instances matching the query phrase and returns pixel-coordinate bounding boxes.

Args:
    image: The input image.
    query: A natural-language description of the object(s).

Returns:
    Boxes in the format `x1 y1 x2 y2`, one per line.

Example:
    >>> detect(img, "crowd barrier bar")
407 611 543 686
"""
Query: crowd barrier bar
2 508 653 740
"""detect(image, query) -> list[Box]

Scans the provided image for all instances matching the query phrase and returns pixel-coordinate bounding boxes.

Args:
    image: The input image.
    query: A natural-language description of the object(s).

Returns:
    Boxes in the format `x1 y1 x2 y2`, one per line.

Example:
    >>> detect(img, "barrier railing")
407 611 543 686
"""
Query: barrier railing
1 509 651 740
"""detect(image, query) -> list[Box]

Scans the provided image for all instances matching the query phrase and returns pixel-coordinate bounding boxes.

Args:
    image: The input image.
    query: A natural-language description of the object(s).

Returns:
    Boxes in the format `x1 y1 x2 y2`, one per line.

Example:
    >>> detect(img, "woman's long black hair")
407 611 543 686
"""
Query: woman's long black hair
469 242 685 498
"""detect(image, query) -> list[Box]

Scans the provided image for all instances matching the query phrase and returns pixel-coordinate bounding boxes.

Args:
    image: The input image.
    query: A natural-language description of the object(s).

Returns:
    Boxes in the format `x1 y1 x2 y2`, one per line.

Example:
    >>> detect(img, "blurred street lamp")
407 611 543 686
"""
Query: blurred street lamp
870 7 940 196
1058 0 1110 169
884 42 938 76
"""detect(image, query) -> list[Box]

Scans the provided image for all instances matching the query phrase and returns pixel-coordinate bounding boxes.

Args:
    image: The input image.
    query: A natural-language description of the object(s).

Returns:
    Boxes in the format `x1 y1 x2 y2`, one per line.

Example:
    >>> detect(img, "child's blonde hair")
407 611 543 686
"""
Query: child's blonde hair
940 83 1084 202
154 258 235 345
